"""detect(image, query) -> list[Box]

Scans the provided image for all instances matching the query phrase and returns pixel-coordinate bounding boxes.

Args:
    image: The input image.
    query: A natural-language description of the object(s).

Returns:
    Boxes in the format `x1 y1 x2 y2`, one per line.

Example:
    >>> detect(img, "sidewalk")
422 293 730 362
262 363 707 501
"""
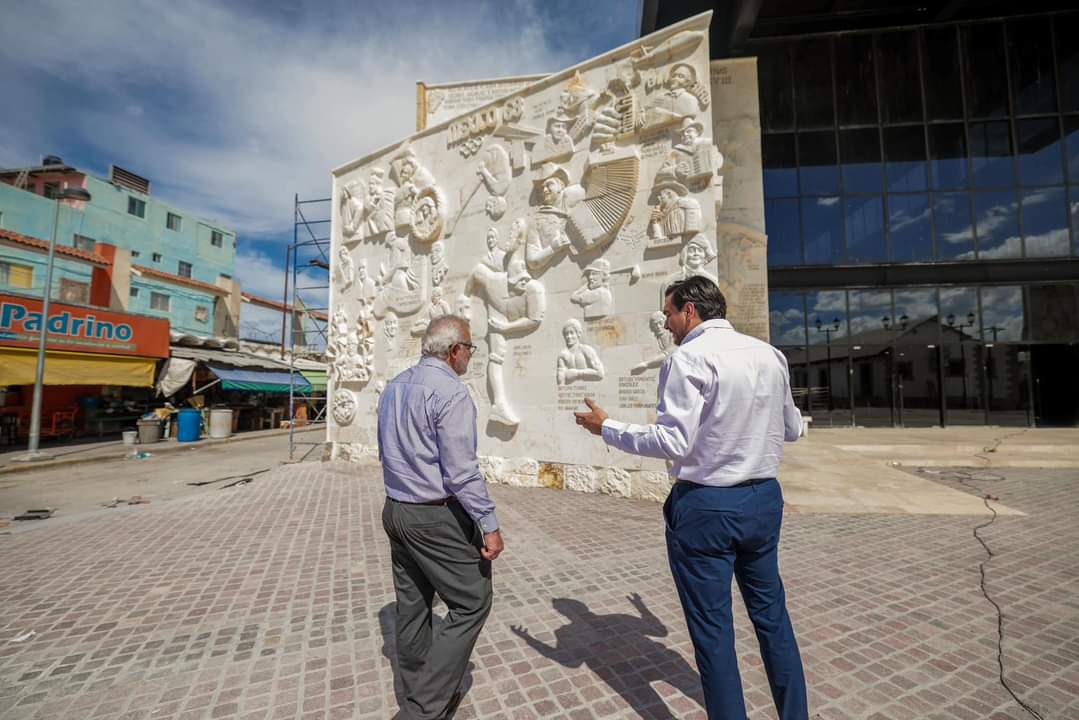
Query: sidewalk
0 460 1074 719
0 424 325 475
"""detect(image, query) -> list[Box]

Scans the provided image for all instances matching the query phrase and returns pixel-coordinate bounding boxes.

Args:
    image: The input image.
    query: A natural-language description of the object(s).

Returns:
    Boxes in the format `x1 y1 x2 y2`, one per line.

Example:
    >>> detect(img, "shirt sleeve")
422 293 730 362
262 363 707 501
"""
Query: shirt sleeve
600 353 706 461
777 350 802 442
435 388 499 533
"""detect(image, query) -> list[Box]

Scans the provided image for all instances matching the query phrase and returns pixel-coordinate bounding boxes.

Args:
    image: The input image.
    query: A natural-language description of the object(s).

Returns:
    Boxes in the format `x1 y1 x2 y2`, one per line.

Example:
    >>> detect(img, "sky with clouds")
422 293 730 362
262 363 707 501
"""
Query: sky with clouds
1 0 640 340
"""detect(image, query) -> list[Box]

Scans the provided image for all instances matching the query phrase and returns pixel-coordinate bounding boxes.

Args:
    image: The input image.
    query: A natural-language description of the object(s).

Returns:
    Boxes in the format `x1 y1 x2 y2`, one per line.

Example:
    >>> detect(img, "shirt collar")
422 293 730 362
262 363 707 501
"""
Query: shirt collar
682 318 733 345
418 355 461 381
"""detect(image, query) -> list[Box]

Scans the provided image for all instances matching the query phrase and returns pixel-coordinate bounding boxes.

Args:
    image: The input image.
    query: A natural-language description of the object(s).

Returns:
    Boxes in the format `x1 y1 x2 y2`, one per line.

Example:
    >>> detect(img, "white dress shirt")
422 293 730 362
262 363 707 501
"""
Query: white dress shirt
601 319 801 485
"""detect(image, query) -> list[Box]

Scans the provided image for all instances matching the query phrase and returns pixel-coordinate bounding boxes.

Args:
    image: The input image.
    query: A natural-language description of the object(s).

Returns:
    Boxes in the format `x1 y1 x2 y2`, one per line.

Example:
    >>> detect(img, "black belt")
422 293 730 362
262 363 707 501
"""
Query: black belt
675 478 772 489
389 496 458 506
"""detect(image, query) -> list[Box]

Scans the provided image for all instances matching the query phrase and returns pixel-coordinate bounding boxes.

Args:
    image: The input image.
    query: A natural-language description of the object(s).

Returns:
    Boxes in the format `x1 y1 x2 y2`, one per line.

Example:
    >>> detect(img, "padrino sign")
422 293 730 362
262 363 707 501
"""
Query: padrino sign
0 294 170 358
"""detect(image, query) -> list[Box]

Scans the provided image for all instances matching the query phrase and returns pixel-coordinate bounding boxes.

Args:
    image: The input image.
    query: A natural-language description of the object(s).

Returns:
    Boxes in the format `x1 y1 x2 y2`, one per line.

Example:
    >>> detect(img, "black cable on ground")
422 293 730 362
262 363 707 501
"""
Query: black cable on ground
186 465 278 487
919 428 1047 720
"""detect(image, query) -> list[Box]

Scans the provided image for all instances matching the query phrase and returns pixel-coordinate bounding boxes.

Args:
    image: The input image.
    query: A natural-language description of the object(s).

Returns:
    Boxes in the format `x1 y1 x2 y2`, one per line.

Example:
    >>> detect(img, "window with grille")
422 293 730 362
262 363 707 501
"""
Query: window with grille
150 292 170 311
127 197 146 218
73 234 96 252
166 212 182 231
178 261 192 278
0 261 33 288
211 230 223 247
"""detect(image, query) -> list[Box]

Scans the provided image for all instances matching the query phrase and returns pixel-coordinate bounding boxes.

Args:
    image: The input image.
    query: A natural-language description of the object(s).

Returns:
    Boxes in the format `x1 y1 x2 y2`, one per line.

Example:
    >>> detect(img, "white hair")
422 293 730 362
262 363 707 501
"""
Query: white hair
421 315 470 357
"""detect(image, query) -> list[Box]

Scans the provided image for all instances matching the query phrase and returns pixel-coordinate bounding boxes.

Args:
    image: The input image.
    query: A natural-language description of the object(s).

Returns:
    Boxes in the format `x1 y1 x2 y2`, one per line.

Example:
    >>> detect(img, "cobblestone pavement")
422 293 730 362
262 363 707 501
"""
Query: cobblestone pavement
0 463 1076 720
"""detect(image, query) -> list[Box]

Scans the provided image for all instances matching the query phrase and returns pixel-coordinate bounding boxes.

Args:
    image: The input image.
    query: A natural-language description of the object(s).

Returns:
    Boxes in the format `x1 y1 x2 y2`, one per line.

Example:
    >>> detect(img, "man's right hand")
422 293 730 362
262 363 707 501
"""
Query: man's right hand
481 530 504 561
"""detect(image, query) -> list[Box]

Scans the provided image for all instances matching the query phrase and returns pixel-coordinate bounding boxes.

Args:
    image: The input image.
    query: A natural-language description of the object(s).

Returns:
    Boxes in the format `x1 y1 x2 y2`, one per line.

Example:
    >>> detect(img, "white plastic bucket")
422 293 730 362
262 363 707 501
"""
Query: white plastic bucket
122 430 138 446
209 408 233 439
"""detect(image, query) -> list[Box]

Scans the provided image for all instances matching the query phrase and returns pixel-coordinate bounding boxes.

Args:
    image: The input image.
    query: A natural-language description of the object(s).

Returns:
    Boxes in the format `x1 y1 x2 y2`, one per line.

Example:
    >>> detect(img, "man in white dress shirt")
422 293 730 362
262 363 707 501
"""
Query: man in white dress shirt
574 276 808 720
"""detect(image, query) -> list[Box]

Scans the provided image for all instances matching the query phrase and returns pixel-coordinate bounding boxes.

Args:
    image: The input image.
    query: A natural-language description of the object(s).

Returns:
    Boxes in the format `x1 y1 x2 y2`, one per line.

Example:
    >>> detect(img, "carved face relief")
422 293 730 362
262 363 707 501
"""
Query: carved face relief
563 323 580 348
681 125 700 145
668 64 693 90
550 120 568 142
486 227 499 251
541 178 565 206
685 242 706 269
431 241 445 264
658 187 679 211
399 160 416 184
332 388 357 426
356 259 367 280
585 270 606 290
384 314 398 339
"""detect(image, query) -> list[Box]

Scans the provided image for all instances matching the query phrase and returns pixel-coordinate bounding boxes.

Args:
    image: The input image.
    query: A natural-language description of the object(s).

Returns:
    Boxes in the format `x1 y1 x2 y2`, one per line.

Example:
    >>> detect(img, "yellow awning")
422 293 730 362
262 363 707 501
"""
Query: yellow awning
0 347 158 387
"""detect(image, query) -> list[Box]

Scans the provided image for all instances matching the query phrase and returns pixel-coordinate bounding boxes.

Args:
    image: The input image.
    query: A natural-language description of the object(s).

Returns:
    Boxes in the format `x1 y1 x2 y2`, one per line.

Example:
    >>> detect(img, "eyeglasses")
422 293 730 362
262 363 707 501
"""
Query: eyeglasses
454 342 477 353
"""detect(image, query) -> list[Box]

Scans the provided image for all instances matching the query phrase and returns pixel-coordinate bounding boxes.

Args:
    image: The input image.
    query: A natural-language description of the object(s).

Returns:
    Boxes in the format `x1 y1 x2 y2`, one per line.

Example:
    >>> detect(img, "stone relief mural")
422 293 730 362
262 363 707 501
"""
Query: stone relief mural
330 13 745 474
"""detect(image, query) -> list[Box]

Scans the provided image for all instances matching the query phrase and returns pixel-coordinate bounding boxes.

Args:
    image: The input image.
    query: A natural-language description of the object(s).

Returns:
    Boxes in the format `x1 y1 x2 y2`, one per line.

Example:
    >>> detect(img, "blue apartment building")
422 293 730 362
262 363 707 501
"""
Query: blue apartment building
0 158 240 337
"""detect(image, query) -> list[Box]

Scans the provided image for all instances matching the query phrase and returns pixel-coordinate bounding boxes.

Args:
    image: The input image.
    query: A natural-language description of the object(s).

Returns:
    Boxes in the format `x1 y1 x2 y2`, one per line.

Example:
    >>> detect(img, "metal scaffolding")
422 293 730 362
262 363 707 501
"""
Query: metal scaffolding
286 194 331 461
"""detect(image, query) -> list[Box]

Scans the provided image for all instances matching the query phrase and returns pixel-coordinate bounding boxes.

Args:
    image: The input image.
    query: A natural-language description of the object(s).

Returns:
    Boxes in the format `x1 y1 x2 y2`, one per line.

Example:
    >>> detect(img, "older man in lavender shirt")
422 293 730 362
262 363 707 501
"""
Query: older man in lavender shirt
378 315 504 720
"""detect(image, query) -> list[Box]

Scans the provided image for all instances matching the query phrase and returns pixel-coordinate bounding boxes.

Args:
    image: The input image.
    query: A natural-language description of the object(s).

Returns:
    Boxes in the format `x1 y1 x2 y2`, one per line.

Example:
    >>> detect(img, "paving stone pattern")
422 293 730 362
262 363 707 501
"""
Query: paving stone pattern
0 463 1076 719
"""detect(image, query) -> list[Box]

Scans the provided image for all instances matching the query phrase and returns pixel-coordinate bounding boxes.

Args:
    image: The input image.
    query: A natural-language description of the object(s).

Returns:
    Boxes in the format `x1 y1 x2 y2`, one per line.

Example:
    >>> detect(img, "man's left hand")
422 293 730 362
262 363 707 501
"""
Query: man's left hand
574 398 608 436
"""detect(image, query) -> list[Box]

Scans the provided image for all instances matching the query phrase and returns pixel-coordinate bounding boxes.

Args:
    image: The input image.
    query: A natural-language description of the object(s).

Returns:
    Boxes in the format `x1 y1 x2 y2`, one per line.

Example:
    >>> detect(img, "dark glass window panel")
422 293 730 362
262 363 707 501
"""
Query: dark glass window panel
834 34 877 126
845 195 886 264
889 193 933 262
1008 18 1057 115
1071 187 1079 256
769 292 807 346
1066 115 1079 184
877 32 923 124
803 196 844 265
798 131 840 195
1017 118 1064 187
929 123 969 189
884 126 928 192
848 289 893 338
974 191 1021 260
893 288 940 344
759 45 795 132
807 291 849 345
1026 285 1079 342
1021 187 1070 257
933 192 975 259
979 286 1024 342
962 23 1009 119
839 128 882 192
766 198 802 266
969 121 1015 189
923 27 964 120
939 287 980 343
792 38 835 128
763 133 798 197
1056 13 1079 114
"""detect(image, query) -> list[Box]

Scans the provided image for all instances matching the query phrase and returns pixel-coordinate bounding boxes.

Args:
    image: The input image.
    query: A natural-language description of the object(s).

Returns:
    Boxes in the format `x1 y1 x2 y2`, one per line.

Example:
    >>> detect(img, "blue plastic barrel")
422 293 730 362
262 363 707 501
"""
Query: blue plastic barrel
177 408 202 442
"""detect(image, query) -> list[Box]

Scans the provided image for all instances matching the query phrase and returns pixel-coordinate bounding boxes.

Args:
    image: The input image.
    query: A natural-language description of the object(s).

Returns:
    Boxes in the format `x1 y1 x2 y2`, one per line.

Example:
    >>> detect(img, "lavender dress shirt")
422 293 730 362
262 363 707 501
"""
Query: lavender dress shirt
377 356 499 533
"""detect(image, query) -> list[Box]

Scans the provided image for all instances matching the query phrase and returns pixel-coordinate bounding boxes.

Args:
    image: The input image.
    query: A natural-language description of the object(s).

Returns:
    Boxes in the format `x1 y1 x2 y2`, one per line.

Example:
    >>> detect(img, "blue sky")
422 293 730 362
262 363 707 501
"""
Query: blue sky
0 0 640 339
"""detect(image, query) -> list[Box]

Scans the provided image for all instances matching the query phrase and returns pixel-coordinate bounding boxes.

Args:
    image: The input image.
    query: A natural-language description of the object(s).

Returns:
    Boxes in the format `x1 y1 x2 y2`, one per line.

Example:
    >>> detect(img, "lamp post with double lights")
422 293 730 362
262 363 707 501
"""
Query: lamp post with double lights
881 314 909 427
15 186 93 462
814 317 840 412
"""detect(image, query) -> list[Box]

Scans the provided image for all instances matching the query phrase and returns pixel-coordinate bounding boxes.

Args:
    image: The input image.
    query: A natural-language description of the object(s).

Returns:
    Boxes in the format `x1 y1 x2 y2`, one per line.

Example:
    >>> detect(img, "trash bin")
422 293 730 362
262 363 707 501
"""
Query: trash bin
122 430 138 446
177 408 202 443
209 408 233 439
137 418 162 444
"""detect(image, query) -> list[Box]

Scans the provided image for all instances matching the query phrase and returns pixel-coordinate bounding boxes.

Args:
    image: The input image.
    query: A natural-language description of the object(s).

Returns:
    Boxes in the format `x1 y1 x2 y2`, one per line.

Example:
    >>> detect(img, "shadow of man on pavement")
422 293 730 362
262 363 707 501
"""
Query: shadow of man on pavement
511 594 705 719
379 601 475 711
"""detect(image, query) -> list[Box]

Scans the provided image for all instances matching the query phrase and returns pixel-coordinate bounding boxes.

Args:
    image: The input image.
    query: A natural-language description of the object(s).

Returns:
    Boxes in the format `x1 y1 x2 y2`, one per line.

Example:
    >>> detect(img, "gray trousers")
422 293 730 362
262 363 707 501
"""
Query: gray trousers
382 497 493 720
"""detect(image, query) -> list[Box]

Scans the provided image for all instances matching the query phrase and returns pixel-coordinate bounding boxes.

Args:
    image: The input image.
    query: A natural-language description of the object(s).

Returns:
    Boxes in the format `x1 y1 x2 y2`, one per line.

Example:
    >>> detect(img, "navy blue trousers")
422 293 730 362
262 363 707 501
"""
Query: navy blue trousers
664 479 808 720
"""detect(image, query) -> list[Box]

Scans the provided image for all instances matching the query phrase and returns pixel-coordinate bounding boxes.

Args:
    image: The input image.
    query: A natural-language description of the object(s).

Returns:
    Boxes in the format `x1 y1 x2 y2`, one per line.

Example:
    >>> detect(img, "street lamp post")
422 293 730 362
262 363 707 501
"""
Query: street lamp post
881 314 909 427
815 317 840 413
945 312 976 413
15 186 92 462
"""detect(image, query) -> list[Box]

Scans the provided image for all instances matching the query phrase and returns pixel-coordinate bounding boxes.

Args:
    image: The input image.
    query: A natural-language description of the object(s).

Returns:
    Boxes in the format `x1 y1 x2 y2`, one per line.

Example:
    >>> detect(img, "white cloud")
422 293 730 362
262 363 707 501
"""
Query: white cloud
0 0 591 236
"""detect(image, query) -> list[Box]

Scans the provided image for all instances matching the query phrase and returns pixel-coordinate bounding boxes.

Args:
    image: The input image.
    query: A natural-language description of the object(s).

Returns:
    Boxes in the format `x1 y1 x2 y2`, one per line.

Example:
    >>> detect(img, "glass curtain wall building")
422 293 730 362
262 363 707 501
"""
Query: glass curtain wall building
753 10 1079 427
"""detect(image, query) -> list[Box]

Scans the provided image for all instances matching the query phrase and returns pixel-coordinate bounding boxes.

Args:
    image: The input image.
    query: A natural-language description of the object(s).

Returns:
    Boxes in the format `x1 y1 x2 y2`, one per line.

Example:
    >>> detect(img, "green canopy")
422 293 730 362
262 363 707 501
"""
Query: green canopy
299 370 328 393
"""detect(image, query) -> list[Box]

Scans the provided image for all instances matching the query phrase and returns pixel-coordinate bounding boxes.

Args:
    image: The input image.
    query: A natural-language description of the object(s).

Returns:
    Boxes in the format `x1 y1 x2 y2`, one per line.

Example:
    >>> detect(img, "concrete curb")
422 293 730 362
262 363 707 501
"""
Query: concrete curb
0 425 326 476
